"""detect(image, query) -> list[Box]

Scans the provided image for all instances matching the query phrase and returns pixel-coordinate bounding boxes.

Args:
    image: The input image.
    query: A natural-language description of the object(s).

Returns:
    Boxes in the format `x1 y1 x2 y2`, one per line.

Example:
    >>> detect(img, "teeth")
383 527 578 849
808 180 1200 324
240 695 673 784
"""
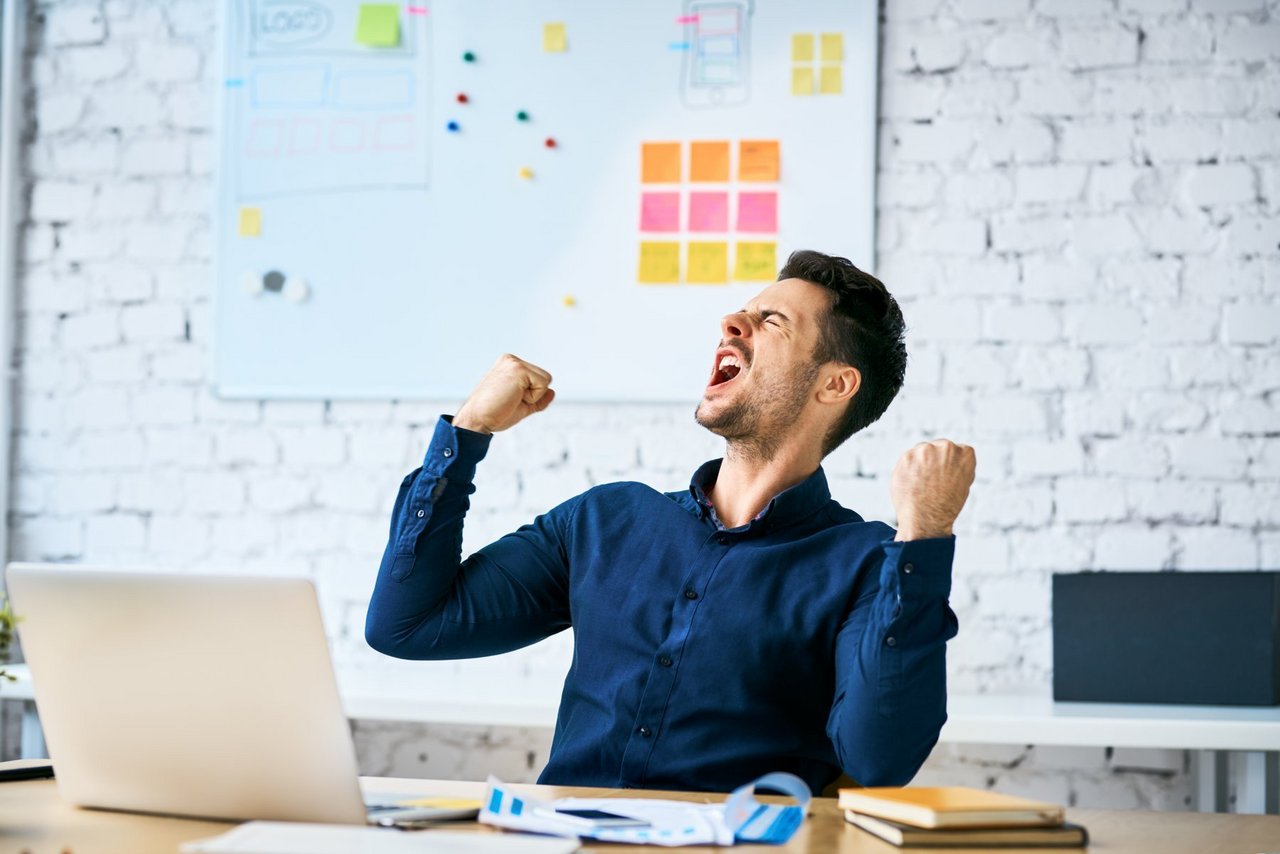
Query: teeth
718 355 741 372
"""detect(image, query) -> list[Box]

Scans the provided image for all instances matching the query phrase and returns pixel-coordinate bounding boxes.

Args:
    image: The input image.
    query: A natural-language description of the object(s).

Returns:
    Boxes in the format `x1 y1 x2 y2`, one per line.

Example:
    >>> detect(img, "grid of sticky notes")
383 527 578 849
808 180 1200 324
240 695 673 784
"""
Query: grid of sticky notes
638 140 779 285
792 33 843 95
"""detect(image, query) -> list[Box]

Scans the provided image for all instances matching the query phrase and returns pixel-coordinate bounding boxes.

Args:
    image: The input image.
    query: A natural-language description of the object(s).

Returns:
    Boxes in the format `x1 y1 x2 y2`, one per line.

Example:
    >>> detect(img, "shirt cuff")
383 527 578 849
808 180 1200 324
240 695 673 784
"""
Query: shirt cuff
422 414 492 475
880 535 955 600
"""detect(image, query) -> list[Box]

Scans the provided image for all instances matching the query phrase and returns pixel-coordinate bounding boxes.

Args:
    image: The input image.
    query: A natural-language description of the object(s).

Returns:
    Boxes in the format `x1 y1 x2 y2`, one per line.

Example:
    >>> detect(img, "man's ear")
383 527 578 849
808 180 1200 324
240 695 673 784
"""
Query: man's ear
817 365 860 405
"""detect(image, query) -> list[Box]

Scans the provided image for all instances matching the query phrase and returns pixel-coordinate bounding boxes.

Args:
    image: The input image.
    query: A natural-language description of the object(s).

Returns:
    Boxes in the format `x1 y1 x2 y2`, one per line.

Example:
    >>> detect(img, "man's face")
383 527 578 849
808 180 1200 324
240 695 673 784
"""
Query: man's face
694 278 831 455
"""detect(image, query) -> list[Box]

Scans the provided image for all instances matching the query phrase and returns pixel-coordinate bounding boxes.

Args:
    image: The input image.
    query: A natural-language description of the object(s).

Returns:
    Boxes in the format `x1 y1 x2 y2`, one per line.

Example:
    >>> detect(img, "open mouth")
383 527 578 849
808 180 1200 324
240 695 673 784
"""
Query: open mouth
708 348 747 388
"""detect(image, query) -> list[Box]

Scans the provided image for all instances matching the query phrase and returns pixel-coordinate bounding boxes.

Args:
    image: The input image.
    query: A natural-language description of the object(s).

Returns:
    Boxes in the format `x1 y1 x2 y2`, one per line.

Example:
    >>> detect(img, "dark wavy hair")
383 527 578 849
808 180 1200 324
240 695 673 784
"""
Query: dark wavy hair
777 250 907 455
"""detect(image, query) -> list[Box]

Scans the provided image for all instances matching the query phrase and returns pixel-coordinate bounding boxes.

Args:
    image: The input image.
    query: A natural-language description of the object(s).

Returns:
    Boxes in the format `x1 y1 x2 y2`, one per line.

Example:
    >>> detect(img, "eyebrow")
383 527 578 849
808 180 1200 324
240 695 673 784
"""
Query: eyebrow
752 307 792 326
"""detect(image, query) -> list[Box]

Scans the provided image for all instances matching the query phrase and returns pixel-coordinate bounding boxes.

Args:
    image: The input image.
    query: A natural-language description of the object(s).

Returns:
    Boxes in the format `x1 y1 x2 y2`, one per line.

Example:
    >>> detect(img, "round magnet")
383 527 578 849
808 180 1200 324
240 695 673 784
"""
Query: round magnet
283 276 310 304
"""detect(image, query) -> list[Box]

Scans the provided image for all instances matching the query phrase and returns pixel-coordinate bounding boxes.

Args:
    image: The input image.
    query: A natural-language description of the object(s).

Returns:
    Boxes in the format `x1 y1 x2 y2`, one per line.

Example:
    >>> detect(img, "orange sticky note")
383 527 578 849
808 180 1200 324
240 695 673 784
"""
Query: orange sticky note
820 65 843 94
238 207 261 237
738 140 780 182
690 141 730 182
687 242 729 284
638 241 680 283
734 242 776 281
792 66 814 95
641 142 682 183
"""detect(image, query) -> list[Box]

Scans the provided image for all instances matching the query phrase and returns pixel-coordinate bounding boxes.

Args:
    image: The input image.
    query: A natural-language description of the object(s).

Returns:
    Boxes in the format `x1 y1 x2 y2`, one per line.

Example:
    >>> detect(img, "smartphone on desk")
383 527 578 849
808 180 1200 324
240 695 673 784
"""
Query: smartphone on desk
535 806 651 829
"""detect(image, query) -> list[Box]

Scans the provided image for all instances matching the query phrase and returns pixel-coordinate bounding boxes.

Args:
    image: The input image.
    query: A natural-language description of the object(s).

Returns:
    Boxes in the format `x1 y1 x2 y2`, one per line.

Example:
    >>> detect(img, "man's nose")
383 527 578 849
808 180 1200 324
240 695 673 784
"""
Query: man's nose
721 312 750 340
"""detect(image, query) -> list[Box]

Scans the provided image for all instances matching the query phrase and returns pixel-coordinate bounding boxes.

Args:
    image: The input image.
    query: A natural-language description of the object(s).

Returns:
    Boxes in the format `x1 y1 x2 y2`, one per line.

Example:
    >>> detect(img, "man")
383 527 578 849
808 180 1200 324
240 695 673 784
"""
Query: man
366 250 975 795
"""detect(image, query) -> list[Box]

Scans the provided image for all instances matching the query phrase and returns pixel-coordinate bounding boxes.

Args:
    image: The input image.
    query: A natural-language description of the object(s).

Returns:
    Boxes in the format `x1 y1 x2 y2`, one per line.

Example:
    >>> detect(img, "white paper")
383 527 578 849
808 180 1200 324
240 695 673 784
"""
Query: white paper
479 772 811 847
179 822 579 854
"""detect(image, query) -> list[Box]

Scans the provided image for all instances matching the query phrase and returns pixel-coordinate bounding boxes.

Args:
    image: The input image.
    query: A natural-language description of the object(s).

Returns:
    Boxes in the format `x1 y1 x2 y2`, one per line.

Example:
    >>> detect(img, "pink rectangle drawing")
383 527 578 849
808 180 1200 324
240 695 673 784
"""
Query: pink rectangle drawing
688 192 729 232
329 119 366 152
640 192 680 232
736 192 778 233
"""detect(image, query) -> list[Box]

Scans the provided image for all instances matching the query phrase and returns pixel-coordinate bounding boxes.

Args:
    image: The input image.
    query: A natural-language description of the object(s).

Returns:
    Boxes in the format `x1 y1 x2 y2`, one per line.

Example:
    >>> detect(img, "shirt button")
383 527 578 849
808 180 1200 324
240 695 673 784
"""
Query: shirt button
886 636 897 647
904 563 914 574
684 589 698 600
639 726 652 737
659 655 673 667
416 509 426 518
442 448 453 458
716 534 729 545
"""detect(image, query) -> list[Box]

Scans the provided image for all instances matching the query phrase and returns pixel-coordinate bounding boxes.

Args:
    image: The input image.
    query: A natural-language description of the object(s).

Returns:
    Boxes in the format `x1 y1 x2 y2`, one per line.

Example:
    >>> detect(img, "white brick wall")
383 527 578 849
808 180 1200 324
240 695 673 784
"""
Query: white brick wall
6 0 1277 809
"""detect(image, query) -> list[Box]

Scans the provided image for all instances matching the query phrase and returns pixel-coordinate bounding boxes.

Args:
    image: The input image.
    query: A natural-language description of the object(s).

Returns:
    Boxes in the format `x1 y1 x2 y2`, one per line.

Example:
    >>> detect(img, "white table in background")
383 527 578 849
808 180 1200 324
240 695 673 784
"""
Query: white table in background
5 666 1277 814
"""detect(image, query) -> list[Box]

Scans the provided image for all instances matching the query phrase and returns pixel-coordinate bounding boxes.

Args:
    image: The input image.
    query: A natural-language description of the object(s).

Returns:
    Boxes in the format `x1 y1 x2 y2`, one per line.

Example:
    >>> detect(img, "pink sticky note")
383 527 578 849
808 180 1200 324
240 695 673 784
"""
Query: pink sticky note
736 192 778 233
640 192 680 232
688 192 729 232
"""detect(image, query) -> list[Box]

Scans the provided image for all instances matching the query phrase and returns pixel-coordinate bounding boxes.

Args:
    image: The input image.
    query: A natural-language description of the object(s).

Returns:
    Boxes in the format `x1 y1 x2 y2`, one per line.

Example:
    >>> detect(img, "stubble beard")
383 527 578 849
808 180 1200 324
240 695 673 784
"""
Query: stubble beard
694 360 820 465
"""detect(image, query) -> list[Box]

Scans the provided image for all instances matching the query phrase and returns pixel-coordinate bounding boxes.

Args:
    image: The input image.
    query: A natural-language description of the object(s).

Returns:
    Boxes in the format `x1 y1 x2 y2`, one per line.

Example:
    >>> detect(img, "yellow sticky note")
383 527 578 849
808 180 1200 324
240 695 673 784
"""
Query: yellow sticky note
792 33 814 62
820 33 844 62
690 140 730 182
641 142 682 183
738 140 780 182
820 65 843 95
638 242 680 284
543 22 567 52
356 4 400 47
238 207 261 237
687 242 728 284
792 66 814 96
734 242 776 281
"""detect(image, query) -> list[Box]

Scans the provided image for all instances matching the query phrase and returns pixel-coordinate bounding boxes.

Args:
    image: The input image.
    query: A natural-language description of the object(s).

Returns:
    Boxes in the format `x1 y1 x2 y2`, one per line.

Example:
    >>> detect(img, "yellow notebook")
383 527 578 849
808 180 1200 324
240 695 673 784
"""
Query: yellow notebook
837 786 1065 829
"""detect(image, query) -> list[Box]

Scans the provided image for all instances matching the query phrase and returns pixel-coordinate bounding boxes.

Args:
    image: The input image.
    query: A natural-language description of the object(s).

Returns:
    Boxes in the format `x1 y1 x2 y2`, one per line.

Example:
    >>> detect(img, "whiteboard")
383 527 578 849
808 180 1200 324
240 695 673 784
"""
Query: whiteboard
214 1 877 401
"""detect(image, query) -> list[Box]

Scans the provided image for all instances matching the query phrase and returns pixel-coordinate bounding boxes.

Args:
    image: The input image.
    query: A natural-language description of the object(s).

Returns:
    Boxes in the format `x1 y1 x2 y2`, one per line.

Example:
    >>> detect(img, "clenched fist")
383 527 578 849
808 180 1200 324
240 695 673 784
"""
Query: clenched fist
890 439 976 541
453 354 555 435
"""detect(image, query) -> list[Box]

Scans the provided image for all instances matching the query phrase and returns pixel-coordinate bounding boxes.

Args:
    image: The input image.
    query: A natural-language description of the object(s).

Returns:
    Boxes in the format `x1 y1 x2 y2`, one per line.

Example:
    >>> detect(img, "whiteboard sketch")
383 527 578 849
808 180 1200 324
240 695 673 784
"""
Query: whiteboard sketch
214 1 877 401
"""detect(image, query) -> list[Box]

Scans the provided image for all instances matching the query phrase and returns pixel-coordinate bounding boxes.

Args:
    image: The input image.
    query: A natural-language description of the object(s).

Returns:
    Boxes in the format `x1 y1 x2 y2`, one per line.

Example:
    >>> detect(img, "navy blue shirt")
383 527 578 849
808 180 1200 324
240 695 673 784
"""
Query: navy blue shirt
366 417 959 795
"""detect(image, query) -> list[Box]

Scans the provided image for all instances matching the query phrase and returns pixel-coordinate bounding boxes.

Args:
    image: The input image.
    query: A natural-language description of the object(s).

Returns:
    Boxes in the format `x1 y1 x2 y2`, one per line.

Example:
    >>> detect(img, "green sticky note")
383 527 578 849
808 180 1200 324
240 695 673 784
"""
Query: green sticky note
357 4 400 47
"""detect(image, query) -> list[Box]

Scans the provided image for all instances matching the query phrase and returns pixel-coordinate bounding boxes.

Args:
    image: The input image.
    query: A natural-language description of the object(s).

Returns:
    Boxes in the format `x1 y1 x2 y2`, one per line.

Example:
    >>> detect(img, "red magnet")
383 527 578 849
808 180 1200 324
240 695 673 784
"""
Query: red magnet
457 93 469 104
544 137 557 149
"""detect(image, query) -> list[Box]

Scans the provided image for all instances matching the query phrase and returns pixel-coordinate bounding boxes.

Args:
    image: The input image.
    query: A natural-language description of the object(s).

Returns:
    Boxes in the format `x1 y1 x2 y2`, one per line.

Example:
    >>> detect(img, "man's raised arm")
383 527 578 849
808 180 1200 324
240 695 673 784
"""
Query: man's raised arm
827 439 976 785
364 355 569 660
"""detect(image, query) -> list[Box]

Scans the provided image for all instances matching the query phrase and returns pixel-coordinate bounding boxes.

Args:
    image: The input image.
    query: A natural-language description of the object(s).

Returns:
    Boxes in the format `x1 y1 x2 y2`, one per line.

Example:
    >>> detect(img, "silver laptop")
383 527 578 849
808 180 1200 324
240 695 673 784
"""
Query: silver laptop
4 562 474 825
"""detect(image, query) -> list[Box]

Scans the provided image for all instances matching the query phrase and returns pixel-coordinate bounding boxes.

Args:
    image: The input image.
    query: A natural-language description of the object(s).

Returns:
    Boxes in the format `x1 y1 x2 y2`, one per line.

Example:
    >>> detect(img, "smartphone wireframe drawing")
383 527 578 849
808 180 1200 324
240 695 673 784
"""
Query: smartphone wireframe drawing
681 0 754 108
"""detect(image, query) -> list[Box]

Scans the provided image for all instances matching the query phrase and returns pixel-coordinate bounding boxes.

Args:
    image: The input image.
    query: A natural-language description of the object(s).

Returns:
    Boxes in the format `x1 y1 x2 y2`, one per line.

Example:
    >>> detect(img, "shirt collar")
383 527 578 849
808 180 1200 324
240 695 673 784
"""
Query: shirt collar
687 459 832 532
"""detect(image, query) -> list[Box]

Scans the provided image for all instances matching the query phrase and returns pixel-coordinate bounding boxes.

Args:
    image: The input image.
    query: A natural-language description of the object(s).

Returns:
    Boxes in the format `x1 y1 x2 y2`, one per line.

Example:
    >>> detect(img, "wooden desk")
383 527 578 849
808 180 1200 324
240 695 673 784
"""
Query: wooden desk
3 775 1279 854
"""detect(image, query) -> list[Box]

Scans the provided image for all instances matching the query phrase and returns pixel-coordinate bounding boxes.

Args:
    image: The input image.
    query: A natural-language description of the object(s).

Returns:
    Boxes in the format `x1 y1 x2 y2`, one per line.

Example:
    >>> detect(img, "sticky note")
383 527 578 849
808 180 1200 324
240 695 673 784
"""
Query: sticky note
736 192 777 233
543 22 567 52
238 207 261 237
356 4 400 47
738 140 780 182
821 33 844 62
792 33 814 62
690 141 730 182
638 242 680 283
689 192 729 232
687 242 729 284
640 192 680 232
734 242 776 281
791 67 814 95
642 142 682 183
820 65 843 94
